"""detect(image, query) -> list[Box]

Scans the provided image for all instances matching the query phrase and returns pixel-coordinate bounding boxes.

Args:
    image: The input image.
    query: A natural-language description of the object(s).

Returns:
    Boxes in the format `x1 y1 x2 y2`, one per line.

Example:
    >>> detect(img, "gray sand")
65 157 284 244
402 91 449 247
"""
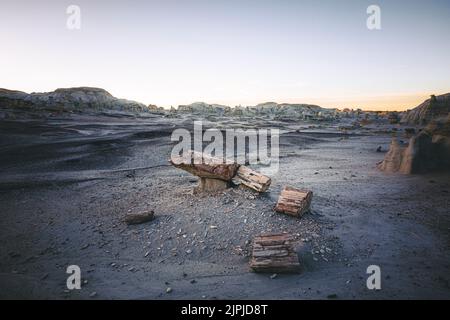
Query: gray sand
0 113 449 299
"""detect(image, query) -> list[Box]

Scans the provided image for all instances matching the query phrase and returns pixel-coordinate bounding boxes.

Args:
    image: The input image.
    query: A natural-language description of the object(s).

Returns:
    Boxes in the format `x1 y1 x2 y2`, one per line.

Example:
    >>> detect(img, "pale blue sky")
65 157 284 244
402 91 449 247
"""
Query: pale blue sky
1 0 449 110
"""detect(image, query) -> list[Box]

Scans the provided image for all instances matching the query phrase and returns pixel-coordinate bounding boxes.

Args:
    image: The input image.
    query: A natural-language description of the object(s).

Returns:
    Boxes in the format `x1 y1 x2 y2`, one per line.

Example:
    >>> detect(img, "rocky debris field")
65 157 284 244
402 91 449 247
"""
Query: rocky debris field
0 113 449 299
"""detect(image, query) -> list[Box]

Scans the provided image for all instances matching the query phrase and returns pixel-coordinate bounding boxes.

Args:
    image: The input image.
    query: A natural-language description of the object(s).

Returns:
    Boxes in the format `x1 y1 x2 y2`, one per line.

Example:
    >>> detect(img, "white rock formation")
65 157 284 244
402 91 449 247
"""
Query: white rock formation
0 87 154 113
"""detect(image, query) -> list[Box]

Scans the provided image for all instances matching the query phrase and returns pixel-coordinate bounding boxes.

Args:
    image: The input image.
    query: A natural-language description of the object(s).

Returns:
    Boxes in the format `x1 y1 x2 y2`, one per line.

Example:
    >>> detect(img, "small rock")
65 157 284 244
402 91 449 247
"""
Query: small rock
123 211 155 225
8 252 20 258
89 291 97 298
166 287 172 293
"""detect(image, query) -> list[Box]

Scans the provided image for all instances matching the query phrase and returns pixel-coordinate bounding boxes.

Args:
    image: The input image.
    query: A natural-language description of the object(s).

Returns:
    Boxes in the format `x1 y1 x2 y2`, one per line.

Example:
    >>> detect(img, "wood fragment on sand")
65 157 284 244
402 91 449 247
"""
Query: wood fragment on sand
274 186 313 217
231 165 271 192
250 233 300 273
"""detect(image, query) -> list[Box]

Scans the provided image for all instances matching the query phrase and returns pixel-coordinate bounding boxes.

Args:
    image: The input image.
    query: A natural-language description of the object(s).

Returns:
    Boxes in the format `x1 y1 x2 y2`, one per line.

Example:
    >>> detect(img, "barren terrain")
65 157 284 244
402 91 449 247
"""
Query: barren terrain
0 112 449 299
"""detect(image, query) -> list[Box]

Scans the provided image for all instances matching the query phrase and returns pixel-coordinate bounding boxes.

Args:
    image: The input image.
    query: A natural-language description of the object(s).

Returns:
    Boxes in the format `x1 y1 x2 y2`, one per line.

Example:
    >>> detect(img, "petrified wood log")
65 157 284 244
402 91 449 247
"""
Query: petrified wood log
170 150 239 181
194 177 229 194
274 186 312 217
231 165 271 192
250 233 300 273
122 210 155 225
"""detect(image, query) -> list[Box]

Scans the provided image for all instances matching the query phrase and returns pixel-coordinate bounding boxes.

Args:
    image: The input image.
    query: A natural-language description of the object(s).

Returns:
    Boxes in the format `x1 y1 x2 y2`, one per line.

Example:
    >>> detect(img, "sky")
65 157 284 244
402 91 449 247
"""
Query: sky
1 0 449 110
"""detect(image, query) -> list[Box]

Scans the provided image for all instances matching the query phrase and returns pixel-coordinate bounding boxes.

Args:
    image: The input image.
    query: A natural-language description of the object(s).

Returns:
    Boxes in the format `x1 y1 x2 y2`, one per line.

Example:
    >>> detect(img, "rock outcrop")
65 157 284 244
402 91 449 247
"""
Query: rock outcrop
177 102 231 116
401 93 450 125
175 101 339 120
0 87 154 113
379 116 450 174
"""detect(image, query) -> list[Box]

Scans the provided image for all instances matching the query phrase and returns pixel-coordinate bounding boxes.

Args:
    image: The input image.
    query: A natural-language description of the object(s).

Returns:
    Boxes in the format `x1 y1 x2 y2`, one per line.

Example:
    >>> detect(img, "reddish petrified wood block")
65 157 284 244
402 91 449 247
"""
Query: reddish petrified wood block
274 186 313 217
249 233 300 273
170 150 239 181
231 165 271 192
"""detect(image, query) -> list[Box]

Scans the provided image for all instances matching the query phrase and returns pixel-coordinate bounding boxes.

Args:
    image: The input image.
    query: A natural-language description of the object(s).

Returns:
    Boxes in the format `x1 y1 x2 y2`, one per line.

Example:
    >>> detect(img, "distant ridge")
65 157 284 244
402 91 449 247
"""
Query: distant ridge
0 87 152 113
175 101 338 119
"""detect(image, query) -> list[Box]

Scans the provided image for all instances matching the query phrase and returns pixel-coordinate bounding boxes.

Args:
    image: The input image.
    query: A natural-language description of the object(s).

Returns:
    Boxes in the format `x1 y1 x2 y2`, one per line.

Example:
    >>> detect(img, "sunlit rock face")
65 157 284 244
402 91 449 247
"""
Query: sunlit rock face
0 87 152 113
379 116 450 174
401 93 450 125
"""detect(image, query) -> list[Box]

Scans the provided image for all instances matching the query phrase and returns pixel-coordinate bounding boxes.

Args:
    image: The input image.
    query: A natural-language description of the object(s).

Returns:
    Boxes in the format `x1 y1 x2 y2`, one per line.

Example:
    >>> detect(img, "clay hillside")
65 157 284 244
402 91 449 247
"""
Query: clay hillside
401 93 450 125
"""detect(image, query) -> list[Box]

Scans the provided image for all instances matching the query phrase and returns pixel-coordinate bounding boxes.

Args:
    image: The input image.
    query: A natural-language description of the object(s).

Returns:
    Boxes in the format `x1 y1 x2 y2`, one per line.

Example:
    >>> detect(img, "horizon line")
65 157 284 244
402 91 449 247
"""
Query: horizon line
2 86 447 113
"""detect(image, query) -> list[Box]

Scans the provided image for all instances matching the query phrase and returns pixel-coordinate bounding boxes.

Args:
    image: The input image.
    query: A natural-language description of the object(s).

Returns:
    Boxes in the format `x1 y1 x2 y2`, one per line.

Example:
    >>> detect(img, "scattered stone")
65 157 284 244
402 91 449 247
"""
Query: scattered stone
166 287 172 293
122 210 155 225
89 291 97 298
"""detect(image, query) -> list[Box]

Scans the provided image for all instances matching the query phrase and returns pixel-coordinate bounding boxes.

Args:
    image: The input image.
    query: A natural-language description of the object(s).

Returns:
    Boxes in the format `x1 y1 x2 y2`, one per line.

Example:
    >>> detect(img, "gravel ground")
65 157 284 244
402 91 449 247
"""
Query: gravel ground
0 112 449 299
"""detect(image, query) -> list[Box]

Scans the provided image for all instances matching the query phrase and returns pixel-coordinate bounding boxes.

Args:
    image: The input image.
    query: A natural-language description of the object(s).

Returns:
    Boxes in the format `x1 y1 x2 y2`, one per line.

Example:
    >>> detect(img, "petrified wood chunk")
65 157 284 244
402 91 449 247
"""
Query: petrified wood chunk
123 210 155 225
250 233 300 273
274 186 313 217
194 177 229 194
170 150 239 181
231 165 271 192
